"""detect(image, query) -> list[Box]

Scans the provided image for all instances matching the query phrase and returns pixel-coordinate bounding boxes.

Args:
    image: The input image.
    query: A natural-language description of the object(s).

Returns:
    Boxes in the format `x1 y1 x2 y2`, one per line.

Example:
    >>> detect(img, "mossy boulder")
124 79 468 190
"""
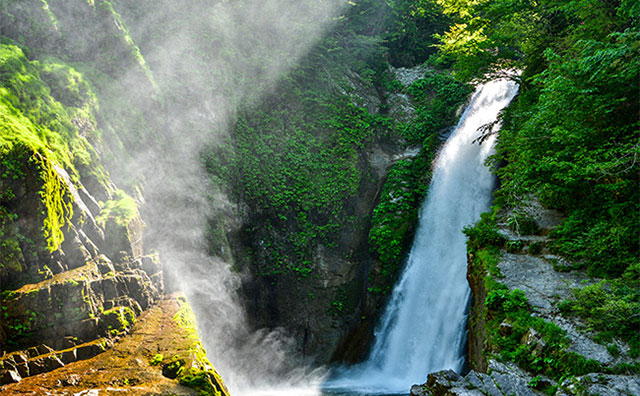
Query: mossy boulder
99 306 135 335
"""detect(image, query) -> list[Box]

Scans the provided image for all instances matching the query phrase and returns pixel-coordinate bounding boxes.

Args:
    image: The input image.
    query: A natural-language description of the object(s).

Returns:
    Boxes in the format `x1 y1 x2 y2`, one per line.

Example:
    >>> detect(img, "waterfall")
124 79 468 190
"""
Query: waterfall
326 78 519 394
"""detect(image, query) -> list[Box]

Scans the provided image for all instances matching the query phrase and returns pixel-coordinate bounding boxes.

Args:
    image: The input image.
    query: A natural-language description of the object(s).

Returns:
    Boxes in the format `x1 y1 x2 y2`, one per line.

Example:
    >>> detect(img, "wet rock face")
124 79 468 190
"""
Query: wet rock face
0 148 162 384
236 136 417 364
0 167 162 351
233 66 429 365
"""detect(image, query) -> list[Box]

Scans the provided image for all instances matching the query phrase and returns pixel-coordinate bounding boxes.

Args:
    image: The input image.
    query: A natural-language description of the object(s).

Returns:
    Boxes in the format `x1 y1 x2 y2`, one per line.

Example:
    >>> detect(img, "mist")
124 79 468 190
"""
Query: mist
100 0 349 394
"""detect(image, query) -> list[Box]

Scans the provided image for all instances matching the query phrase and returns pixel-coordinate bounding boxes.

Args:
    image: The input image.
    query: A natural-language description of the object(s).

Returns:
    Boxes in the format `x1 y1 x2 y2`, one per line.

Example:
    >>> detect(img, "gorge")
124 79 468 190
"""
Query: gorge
1 1 638 396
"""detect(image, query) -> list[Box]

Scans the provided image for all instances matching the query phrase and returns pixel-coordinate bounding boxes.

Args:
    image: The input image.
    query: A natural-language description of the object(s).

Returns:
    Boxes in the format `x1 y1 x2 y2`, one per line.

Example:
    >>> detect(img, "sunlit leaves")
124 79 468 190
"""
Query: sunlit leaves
489 7 639 277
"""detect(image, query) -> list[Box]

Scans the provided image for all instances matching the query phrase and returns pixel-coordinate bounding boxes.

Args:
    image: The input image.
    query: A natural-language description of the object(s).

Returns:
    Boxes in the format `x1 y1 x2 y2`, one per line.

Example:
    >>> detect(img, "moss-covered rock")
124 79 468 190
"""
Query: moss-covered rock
2 295 230 395
171 295 230 396
99 306 136 335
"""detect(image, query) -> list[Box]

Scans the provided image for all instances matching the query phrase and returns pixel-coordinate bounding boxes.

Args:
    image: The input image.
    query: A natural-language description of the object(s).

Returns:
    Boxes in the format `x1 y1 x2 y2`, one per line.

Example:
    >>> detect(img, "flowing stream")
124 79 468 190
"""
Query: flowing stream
323 78 519 395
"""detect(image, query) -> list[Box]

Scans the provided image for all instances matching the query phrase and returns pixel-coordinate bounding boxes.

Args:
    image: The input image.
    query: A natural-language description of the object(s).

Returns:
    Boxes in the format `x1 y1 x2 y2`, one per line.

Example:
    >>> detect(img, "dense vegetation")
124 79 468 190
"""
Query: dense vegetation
205 0 470 281
0 41 90 257
450 0 639 383
0 37 138 285
438 0 639 279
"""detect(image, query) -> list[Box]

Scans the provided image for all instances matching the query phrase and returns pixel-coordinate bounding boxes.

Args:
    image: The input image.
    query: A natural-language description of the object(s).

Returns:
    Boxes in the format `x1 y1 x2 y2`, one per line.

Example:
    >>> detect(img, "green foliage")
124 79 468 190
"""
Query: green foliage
0 41 108 251
0 207 25 276
485 287 529 313
401 71 471 144
506 212 539 235
463 210 506 251
468 212 639 378
331 290 346 315
527 241 542 255
560 280 640 357
196 0 464 279
386 0 452 67
96 189 138 227
0 42 99 174
366 70 468 289
213 64 469 278
474 246 502 278
482 282 612 378
334 0 453 68
368 156 430 292
439 0 639 278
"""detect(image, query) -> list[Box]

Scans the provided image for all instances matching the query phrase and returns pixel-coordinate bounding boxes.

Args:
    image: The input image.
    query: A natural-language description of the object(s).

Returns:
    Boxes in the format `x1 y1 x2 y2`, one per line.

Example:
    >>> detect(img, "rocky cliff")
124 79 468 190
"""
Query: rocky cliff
0 1 227 393
226 64 470 364
412 198 640 395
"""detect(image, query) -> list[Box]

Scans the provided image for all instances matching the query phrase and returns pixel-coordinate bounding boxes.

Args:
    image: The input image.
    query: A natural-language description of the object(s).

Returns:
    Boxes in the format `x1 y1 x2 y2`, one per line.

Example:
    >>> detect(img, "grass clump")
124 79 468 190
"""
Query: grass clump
178 369 226 396
150 353 164 366
96 189 138 227
101 306 136 334
560 280 640 358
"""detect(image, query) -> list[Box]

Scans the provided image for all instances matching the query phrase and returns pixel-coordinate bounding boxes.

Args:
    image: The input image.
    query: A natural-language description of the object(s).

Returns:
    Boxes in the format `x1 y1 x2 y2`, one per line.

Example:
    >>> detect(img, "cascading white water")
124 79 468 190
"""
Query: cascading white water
326 78 519 394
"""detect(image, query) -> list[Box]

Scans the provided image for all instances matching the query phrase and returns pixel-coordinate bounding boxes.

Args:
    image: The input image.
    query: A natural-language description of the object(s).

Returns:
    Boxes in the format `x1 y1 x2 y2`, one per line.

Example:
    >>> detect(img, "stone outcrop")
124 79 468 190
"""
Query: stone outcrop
0 159 163 384
458 198 639 395
411 361 542 396
1 295 230 395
